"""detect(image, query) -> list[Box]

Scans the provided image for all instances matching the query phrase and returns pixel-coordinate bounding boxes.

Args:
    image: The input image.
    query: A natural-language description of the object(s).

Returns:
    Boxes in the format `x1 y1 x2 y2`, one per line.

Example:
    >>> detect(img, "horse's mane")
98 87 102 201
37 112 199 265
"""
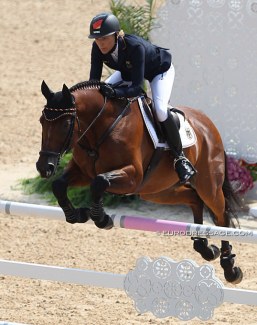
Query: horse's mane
69 80 105 93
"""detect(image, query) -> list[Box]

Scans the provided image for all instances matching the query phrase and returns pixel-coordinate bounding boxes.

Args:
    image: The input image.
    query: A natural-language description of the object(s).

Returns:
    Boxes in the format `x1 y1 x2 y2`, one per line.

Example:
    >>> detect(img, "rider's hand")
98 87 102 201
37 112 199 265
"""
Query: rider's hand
100 84 116 98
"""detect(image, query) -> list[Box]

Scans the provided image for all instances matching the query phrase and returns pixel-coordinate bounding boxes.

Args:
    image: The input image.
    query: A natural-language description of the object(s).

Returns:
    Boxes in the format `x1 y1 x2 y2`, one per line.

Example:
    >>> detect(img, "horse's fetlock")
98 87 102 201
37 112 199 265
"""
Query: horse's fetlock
220 254 236 270
90 200 104 221
221 245 233 257
95 214 113 230
76 207 90 223
192 237 208 252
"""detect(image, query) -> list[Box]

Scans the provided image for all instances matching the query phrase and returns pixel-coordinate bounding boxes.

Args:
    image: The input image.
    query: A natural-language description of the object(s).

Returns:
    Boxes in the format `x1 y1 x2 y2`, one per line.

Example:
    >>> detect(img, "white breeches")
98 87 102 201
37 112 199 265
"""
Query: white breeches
105 63 175 122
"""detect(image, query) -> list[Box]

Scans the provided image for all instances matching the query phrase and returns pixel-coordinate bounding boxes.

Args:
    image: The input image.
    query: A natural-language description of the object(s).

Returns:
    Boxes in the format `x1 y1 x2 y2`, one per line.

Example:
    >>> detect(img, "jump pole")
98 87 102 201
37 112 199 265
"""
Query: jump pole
249 205 257 218
0 259 124 289
0 258 257 308
1 200 257 244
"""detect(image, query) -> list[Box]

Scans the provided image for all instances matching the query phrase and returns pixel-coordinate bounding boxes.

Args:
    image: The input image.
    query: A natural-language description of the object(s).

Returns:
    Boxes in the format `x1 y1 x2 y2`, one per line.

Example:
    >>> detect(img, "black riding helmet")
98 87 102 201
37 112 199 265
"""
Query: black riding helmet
88 13 120 39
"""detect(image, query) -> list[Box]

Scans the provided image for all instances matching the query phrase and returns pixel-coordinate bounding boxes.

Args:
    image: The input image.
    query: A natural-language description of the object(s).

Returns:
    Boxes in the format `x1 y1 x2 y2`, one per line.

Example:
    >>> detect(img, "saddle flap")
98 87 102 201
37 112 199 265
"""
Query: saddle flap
138 97 197 150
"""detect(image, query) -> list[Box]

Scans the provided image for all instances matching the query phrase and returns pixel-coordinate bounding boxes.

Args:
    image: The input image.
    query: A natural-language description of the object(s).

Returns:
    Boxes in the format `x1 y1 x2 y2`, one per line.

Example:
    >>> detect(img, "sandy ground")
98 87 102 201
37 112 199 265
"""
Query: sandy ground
0 1 257 324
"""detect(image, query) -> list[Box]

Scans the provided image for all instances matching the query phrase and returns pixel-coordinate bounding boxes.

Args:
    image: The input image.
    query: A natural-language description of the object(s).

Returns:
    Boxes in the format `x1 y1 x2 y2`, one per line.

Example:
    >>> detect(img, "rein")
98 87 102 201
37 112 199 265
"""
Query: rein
77 96 107 144
77 97 135 159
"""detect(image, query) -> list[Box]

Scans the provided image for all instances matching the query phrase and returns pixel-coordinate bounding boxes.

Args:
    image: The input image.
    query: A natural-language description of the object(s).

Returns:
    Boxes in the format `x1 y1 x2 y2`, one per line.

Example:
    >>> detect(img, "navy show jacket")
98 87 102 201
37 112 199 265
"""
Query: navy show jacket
89 34 172 98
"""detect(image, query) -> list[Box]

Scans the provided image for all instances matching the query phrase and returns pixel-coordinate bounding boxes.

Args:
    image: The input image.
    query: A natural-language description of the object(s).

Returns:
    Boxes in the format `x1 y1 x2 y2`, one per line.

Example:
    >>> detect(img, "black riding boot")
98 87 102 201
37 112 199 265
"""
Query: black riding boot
160 111 196 183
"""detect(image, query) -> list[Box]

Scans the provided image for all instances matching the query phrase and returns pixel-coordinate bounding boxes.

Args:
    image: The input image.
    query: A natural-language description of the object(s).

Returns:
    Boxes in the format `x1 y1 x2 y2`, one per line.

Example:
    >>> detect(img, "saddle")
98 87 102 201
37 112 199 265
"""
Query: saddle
138 96 197 150
111 82 196 149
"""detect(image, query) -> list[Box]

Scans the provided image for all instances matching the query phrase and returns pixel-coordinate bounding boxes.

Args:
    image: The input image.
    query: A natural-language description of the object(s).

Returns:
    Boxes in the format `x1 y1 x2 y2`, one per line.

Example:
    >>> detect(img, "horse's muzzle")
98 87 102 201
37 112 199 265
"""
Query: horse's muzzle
36 151 60 179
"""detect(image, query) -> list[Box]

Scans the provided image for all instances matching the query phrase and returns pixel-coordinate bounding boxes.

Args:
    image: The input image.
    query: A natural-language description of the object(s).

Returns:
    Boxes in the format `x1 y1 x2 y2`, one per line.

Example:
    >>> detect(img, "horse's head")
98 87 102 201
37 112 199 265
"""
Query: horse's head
36 80 76 178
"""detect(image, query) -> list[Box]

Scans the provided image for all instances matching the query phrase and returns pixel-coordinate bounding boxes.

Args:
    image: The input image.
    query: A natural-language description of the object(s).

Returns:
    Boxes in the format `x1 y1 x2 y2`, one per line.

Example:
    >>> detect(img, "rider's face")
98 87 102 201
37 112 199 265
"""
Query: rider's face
95 34 116 54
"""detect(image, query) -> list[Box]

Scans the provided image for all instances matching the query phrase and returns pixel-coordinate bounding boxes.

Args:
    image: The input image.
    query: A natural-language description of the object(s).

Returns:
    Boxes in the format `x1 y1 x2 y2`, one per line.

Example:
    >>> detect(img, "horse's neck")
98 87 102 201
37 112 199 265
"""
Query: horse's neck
74 89 102 112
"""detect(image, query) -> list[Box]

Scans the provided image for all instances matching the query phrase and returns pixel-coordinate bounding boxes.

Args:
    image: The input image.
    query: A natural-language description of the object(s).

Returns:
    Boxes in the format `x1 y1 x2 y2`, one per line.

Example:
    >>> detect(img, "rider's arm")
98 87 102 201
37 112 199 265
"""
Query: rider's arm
114 44 145 98
89 42 103 81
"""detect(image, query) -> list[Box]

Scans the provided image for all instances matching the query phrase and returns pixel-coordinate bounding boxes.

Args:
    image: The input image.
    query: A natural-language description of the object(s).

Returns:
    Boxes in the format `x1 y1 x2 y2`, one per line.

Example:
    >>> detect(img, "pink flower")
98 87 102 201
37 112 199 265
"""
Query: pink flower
227 156 254 195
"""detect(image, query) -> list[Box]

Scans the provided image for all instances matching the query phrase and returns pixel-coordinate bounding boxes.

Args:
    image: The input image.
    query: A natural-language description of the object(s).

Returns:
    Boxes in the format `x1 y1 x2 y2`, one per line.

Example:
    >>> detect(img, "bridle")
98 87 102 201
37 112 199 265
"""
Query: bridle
39 105 77 161
40 95 136 164
77 97 134 159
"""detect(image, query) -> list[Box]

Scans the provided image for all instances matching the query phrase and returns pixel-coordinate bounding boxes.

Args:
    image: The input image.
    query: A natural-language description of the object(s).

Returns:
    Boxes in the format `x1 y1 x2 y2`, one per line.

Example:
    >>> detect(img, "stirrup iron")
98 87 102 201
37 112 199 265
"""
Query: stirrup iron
174 155 196 184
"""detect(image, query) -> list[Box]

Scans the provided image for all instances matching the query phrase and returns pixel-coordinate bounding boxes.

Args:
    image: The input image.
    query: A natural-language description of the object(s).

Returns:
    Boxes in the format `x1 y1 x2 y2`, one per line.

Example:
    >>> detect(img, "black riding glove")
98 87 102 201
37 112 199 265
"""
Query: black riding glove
100 84 116 98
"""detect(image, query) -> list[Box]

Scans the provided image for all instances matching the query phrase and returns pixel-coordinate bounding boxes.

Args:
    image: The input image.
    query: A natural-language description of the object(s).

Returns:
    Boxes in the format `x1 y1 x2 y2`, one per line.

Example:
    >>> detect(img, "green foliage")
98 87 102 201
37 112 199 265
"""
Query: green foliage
110 0 156 40
21 153 139 207
247 164 257 182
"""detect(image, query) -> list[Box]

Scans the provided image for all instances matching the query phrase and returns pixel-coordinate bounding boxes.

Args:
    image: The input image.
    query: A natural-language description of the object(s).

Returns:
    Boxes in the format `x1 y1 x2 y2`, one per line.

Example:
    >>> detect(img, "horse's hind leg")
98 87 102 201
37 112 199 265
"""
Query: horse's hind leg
196 175 243 284
180 186 220 261
191 201 220 262
220 240 243 284
141 185 220 261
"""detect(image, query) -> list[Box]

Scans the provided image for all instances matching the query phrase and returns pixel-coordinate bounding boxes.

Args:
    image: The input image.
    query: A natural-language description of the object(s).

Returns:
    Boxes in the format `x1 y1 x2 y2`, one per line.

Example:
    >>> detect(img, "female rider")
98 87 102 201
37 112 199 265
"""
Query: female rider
88 13 196 183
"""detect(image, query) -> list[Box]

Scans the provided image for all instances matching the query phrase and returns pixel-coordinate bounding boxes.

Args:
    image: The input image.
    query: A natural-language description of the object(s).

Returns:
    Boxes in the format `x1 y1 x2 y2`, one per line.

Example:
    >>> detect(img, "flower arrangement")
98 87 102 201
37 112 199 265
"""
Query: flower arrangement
227 156 257 195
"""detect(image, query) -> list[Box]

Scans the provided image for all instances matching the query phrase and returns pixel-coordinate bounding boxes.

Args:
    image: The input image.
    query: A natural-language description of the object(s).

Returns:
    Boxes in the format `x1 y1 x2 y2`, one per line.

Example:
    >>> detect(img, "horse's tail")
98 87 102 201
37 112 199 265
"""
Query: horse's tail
222 152 242 227
205 152 242 228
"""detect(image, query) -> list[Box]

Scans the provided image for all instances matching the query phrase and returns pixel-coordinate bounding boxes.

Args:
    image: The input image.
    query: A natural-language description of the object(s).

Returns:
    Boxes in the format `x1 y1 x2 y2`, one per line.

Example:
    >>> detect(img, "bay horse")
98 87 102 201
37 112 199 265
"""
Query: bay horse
36 80 243 284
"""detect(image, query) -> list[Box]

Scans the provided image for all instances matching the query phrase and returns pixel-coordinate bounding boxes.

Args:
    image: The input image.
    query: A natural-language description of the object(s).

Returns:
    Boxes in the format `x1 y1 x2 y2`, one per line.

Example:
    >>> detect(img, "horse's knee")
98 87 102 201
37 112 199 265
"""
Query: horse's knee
90 174 110 202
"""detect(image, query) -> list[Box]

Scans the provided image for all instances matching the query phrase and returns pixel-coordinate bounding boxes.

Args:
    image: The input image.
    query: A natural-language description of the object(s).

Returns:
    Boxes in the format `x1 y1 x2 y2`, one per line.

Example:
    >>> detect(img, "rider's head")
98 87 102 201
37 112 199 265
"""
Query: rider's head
88 13 120 39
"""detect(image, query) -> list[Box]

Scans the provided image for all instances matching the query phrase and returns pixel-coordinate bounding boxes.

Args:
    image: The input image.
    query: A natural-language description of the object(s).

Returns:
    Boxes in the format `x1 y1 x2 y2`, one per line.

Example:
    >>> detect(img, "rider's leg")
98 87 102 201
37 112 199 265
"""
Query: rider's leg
150 63 196 183
161 110 196 183
105 71 131 87
105 71 123 84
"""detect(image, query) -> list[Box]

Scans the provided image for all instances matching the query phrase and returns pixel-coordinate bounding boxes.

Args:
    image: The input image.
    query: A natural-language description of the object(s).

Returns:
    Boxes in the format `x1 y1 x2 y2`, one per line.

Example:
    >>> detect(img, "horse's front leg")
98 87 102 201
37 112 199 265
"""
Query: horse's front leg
52 164 91 224
90 165 138 230
89 173 113 229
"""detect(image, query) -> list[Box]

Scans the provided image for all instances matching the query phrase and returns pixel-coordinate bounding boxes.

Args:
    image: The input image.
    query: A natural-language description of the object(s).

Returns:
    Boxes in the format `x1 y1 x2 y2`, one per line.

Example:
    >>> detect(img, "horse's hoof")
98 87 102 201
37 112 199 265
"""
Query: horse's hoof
65 215 77 224
76 207 91 223
224 266 243 284
193 238 220 261
95 214 114 230
200 244 220 261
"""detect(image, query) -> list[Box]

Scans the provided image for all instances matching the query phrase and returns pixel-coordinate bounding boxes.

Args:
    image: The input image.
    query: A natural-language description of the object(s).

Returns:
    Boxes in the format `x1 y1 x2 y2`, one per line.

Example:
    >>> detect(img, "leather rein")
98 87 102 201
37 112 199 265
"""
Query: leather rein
77 97 135 159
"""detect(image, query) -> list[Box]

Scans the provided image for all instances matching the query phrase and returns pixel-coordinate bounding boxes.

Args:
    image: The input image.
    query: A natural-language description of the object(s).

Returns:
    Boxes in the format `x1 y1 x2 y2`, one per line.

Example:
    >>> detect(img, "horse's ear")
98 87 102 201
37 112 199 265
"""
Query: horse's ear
62 83 71 99
41 80 54 100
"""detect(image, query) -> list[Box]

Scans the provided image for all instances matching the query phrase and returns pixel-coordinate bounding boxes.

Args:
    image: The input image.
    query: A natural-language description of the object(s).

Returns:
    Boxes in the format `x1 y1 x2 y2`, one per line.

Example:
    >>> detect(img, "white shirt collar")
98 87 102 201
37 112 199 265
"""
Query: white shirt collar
111 42 119 62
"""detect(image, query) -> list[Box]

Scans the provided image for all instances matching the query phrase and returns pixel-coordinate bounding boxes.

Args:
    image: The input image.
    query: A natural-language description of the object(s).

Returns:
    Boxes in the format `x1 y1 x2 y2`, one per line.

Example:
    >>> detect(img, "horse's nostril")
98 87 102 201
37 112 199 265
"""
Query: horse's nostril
48 162 57 174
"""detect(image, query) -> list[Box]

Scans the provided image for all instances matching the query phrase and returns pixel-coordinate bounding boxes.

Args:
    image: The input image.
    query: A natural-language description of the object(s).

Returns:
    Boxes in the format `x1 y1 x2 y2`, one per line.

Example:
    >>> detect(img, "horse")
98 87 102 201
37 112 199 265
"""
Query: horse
36 79 243 284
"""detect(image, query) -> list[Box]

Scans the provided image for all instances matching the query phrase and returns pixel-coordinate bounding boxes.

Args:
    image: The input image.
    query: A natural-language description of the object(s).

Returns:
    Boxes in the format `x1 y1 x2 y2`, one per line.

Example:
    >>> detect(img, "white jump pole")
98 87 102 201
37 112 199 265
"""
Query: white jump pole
1 200 257 244
0 259 257 308
0 259 124 289
0 323 30 325
249 205 257 218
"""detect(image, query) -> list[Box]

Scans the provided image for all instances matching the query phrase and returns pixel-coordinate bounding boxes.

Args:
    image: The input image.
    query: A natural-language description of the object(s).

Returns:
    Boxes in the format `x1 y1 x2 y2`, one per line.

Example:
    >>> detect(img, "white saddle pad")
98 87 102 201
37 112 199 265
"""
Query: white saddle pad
138 98 197 150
